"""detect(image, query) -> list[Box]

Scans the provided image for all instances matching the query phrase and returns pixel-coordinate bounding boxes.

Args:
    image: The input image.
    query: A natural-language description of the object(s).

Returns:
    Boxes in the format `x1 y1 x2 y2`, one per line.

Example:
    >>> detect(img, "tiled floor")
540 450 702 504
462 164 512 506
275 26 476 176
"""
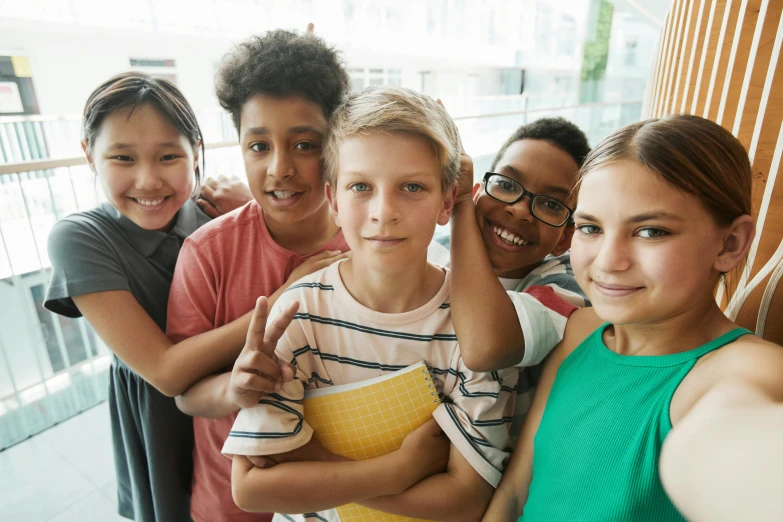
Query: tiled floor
0 403 126 522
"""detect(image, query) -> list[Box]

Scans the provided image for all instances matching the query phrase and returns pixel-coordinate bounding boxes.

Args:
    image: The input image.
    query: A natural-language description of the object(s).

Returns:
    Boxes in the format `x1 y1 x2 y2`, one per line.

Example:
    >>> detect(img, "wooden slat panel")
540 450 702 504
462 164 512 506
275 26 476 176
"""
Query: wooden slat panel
664 0 691 114
717 0 764 128
646 13 671 118
733 0 783 148
704 0 742 120
680 0 710 112
655 0 684 116
692 0 729 114
673 0 699 112
736 121 783 342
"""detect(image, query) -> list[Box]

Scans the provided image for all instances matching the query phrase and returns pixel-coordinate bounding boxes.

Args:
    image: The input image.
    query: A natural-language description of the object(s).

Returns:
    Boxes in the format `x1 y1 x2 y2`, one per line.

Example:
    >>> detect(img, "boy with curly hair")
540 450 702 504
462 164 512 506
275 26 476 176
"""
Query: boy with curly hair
166 29 351 522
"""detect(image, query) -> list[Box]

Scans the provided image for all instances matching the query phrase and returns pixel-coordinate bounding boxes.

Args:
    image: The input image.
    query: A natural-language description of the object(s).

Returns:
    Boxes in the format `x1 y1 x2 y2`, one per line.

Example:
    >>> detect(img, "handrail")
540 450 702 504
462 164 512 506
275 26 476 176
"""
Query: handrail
450 100 643 121
0 100 643 174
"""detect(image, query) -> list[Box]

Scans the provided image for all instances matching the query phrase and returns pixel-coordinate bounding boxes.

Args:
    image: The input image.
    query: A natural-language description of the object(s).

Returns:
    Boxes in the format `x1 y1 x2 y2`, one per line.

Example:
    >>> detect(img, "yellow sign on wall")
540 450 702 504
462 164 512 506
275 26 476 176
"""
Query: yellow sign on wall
11 56 32 78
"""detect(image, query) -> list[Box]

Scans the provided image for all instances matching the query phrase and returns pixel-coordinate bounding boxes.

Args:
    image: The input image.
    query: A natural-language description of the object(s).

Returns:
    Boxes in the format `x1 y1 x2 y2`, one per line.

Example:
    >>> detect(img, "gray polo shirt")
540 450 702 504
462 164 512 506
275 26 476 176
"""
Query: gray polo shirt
46 200 208 332
45 199 209 522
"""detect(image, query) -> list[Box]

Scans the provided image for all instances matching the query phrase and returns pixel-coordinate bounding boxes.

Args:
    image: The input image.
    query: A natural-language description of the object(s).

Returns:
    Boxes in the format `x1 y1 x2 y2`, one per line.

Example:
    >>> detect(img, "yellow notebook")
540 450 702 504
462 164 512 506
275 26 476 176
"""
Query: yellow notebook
302 361 440 522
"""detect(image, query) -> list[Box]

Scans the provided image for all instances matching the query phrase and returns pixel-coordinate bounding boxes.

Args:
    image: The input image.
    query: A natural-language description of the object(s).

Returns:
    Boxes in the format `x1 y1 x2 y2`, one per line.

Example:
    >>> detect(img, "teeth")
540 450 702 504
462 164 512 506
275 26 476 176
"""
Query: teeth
273 191 296 199
135 198 164 207
493 226 528 246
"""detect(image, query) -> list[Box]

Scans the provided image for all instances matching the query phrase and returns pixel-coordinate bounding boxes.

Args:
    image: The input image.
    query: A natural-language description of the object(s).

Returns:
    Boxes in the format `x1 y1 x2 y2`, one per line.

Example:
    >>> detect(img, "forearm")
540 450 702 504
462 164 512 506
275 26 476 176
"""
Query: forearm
481 484 524 522
359 471 492 521
232 451 414 514
661 381 783 522
161 312 251 396
450 201 524 371
482 449 531 522
175 372 237 418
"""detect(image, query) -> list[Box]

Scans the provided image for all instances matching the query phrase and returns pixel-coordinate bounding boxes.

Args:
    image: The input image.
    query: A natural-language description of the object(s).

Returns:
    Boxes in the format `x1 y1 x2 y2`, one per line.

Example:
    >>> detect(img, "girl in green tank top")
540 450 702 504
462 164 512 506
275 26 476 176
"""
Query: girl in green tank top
483 114 783 522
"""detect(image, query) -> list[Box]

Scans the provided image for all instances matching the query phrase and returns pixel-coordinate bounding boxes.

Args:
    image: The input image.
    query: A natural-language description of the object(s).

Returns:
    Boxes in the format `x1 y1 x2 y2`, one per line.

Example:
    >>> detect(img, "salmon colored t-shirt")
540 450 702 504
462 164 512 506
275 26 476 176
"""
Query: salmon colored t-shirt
166 201 348 522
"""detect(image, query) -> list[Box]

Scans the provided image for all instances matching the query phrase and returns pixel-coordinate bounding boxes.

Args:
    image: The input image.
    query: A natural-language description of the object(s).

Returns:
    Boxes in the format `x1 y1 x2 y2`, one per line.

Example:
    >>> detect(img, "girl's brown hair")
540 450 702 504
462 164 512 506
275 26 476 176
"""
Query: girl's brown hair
578 113 753 296
82 72 205 185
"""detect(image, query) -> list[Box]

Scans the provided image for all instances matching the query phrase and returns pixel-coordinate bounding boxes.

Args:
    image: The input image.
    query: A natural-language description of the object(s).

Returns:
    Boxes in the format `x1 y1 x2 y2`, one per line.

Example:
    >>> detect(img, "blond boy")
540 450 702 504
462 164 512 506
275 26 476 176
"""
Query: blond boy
222 86 517 521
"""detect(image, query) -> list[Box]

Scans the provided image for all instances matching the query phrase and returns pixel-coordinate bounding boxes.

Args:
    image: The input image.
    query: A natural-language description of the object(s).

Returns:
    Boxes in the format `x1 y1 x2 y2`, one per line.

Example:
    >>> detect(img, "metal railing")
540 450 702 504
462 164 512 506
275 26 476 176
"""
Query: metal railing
0 100 643 450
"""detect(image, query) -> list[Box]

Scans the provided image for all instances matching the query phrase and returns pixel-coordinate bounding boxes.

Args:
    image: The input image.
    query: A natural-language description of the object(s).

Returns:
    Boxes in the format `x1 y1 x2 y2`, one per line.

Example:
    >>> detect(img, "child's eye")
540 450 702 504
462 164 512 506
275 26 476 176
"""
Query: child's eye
540 198 566 212
576 224 600 235
403 183 423 193
294 142 318 151
161 154 180 161
112 155 133 162
637 227 668 239
250 142 269 152
350 183 369 192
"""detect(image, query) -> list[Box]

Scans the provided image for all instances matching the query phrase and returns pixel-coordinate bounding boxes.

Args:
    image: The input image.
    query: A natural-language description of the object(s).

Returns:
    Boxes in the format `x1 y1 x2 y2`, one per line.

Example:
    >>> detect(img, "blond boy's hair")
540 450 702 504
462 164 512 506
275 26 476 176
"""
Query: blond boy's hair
323 86 461 189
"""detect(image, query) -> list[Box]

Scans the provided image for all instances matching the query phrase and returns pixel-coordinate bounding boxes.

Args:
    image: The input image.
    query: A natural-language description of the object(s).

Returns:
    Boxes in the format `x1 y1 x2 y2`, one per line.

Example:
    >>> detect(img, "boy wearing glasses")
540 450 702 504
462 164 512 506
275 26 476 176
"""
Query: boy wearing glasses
429 117 591 437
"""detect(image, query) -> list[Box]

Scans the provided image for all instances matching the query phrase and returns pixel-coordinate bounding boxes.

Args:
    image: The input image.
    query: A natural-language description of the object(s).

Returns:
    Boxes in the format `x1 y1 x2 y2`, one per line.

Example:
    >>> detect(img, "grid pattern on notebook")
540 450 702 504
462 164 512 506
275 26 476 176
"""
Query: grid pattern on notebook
302 364 440 522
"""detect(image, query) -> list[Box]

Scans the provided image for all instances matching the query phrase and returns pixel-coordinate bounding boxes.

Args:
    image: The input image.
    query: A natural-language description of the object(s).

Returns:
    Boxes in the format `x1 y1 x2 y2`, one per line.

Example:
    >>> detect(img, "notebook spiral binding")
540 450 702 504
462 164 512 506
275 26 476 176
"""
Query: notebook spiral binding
422 367 441 403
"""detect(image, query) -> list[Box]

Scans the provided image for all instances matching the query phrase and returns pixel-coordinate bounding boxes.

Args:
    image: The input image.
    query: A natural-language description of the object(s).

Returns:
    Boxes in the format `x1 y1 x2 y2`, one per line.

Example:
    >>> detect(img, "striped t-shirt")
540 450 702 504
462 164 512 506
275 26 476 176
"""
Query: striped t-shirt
427 232 586 440
222 261 517 522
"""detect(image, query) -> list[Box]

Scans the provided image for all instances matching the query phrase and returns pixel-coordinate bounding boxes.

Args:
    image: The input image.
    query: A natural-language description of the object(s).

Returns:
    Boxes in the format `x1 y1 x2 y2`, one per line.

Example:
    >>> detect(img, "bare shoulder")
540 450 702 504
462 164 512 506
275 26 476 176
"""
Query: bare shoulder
709 335 783 397
562 308 604 347
549 307 604 366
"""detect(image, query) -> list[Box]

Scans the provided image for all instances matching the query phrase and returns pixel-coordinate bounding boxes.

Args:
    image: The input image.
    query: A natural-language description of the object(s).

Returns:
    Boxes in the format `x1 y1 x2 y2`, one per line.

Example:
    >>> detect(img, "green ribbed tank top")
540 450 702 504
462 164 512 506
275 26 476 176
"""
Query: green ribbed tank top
520 324 750 522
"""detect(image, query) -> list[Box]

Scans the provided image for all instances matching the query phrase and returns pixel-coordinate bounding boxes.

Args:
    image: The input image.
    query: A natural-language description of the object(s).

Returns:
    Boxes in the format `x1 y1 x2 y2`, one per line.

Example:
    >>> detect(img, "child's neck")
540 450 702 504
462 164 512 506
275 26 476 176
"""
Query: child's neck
264 201 341 256
605 297 740 357
339 256 445 314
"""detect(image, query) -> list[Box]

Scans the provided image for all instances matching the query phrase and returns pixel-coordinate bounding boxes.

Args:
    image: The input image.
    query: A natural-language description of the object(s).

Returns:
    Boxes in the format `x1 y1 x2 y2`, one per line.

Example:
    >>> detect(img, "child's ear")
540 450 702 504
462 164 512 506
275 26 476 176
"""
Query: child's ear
438 185 458 226
193 140 202 173
551 224 575 256
471 182 482 203
81 140 96 174
325 182 341 227
714 215 755 273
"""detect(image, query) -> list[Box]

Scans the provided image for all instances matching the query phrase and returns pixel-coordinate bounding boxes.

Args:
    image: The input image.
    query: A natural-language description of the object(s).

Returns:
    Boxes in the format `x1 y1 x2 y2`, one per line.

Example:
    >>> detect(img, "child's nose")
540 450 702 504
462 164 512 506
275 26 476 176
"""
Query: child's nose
135 164 164 190
267 150 294 179
594 235 632 273
505 195 535 223
370 192 401 224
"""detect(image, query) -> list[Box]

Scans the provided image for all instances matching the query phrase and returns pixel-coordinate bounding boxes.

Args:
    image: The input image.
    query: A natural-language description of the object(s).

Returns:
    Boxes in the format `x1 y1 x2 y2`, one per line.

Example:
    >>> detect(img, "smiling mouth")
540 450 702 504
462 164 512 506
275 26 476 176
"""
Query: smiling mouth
130 196 169 207
492 225 531 246
268 190 301 200
366 236 405 246
593 282 644 297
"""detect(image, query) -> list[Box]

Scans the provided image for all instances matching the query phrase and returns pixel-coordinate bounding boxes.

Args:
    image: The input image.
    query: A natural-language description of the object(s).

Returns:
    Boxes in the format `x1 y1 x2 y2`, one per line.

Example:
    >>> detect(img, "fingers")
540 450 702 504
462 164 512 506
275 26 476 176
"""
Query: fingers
315 251 350 270
234 369 280 393
309 250 350 268
278 358 296 382
238 349 282 381
200 182 217 202
261 301 300 353
196 198 220 219
308 250 342 262
306 22 315 34
246 296 270 350
248 455 277 469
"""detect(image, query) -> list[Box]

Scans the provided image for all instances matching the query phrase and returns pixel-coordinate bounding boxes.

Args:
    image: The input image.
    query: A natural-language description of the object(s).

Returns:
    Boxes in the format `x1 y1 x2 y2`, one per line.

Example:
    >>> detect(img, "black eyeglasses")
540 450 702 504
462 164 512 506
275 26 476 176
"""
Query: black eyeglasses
482 172 573 227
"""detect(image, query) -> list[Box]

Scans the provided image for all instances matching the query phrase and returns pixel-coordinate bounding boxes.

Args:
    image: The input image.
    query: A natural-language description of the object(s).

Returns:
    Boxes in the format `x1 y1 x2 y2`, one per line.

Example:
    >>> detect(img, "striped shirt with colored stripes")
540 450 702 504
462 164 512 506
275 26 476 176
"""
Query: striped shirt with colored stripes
222 261 518 522
428 232 585 440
